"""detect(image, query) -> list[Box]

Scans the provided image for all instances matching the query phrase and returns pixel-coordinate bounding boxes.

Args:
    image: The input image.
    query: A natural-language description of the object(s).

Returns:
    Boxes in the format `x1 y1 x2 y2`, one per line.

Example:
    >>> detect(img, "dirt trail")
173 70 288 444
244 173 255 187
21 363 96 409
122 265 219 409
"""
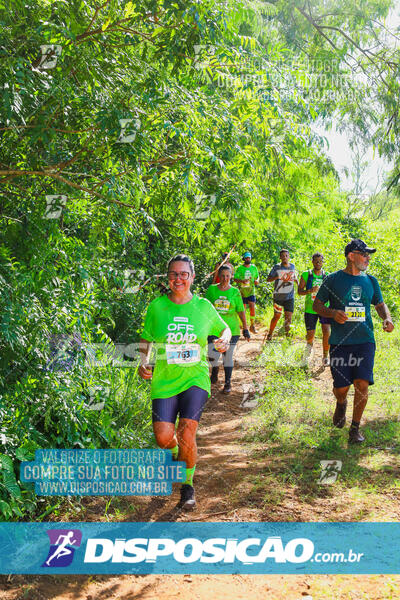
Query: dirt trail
3 329 400 599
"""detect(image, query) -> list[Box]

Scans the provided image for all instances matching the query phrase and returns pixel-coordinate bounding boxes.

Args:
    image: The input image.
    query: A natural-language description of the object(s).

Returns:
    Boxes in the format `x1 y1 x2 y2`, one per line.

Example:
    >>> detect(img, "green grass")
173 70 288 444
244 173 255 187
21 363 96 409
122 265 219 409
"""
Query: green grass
240 325 400 518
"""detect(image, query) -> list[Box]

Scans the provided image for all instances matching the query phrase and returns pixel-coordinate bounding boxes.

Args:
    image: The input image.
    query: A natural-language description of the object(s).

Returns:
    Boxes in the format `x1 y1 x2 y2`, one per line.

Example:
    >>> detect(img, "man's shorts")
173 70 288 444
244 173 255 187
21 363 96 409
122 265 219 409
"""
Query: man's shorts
273 298 294 313
243 295 256 304
152 386 208 423
329 342 376 388
304 312 331 330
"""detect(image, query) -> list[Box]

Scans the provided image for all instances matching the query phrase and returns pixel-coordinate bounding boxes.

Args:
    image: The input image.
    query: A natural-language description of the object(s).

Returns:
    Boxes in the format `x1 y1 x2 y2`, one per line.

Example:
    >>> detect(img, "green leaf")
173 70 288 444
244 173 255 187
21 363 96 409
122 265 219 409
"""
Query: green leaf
0 454 14 472
3 470 21 498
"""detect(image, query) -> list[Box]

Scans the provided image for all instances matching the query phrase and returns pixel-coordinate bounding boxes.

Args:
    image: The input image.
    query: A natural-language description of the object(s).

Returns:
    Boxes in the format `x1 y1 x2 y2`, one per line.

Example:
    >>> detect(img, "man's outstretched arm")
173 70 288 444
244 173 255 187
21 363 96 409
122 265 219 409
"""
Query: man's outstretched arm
375 302 394 332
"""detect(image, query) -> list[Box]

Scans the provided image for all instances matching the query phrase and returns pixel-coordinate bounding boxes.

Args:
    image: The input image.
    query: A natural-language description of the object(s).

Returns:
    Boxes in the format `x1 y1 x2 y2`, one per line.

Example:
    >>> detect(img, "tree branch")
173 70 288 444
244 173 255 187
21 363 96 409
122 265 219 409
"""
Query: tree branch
81 0 112 38
295 5 391 87
295 5 339 52
0 169 136 209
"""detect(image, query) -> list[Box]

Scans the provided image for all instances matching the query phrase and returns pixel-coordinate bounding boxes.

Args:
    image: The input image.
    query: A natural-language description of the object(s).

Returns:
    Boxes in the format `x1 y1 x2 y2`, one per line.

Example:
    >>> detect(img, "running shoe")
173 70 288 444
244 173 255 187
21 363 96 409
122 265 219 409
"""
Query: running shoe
222 382 231 394
250 324 257 334
349 427 365 444
322 356 330 367
179 484 196 510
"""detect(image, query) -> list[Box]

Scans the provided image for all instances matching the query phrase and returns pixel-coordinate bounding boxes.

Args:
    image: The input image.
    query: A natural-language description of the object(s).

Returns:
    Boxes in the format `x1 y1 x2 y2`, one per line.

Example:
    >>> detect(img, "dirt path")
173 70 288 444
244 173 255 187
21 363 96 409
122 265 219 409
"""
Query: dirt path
69 328 276 523
3 329 400 599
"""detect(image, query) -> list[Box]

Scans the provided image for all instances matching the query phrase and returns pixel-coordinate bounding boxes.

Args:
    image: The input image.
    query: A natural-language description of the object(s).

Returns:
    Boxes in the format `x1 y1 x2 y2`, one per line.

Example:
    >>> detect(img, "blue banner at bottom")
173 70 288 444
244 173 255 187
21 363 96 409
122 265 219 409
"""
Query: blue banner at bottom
0 522 399 574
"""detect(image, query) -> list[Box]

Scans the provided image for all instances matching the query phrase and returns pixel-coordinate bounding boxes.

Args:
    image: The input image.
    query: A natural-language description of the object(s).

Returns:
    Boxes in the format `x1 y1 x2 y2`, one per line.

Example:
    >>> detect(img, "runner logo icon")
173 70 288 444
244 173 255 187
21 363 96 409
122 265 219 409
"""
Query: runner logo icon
42 529 82 567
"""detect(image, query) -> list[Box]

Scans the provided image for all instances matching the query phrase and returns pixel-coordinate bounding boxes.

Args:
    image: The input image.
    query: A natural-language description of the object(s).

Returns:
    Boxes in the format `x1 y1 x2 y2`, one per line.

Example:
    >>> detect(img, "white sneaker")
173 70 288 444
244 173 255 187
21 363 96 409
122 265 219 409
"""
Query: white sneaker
323 356 330 367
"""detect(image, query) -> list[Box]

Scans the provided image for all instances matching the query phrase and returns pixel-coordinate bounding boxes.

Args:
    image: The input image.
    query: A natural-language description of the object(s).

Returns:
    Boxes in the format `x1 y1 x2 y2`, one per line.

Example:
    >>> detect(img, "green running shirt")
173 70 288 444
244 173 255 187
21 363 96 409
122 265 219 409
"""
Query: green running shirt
301 270 328 314
234 264 259 298
141 294 229 399
205 285 244 336
316 270 384 345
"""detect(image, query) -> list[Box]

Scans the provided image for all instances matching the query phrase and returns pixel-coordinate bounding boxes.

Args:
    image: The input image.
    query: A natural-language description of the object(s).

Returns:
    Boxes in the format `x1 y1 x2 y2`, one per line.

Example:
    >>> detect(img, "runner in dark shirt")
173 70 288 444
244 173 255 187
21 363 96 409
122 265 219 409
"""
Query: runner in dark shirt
314 239 394 444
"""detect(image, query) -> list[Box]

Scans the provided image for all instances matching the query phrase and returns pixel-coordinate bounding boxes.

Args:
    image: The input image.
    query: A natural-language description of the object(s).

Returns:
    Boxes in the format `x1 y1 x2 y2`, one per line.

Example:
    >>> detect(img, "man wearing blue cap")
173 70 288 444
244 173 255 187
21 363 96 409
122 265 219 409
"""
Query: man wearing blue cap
313 239 394 444
234 252 260 333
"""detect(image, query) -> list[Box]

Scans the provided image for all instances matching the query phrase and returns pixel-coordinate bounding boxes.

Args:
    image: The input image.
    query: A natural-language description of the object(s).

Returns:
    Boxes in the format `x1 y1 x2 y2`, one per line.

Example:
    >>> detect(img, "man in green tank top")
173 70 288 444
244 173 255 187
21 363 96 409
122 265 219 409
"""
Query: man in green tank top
298 252 331 365
234 251 260 333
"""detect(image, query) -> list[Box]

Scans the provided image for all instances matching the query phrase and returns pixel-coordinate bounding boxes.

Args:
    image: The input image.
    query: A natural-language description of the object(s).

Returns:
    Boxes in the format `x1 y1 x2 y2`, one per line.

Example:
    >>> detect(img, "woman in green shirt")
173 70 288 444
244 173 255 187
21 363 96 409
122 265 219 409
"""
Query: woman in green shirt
206 265 250 394
138 254 231 510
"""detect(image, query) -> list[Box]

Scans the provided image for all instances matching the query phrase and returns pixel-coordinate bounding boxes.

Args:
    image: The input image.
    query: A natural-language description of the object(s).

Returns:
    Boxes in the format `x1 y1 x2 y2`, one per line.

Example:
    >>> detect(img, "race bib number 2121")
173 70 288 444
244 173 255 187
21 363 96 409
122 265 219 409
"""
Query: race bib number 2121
345 306 366 322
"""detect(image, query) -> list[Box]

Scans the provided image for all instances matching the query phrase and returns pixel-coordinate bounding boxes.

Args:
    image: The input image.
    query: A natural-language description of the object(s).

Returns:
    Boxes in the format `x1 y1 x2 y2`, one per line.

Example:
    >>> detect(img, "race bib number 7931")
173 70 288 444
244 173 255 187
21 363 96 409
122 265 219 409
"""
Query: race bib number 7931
166 343 201 365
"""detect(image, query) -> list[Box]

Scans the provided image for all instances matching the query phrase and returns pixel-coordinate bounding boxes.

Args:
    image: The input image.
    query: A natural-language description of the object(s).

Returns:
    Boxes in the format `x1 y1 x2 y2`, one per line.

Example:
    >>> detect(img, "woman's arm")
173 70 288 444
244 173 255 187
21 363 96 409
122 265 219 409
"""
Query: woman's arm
214 327 231 352
238 310 248 330
138 338 153 379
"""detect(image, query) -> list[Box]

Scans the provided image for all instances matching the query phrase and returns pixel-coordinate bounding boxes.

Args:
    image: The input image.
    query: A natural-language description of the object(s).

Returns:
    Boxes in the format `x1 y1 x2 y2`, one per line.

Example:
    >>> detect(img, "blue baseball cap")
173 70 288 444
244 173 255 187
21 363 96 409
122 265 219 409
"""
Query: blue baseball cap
243 252 252 258
345 239 376 256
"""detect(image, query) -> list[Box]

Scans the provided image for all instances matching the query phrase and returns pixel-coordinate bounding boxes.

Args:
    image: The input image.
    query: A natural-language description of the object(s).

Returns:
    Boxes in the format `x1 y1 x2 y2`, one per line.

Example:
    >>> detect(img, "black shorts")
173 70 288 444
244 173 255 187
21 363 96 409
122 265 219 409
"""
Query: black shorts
152 386 208 423
304 312 331 330
243 295 256 304
273 298 294 313
329 343 376 388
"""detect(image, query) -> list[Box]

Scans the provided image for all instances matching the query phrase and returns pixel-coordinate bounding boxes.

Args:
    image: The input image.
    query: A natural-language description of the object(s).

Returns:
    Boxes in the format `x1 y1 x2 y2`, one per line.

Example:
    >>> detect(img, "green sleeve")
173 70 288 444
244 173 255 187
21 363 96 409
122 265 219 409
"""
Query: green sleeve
371 276 384 306
235 289 244 312
141 301 155 341
300 270 308 283
234 266 242 279
254 266 259 279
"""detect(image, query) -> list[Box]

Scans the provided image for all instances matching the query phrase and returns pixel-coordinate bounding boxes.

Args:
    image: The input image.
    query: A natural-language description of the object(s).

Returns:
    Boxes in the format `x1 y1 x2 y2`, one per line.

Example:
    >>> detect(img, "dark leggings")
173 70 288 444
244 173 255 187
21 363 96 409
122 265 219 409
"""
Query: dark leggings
152 386 208 423
208 335 240 383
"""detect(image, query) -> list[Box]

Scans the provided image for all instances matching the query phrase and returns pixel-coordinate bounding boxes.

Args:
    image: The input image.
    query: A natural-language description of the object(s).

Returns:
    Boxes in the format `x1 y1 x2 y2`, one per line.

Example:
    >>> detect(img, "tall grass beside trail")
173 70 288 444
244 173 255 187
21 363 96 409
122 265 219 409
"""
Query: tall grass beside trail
365 327 400 449
242 322 400 507
0 364 154 521
249 312 400 451
245 336 331 450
